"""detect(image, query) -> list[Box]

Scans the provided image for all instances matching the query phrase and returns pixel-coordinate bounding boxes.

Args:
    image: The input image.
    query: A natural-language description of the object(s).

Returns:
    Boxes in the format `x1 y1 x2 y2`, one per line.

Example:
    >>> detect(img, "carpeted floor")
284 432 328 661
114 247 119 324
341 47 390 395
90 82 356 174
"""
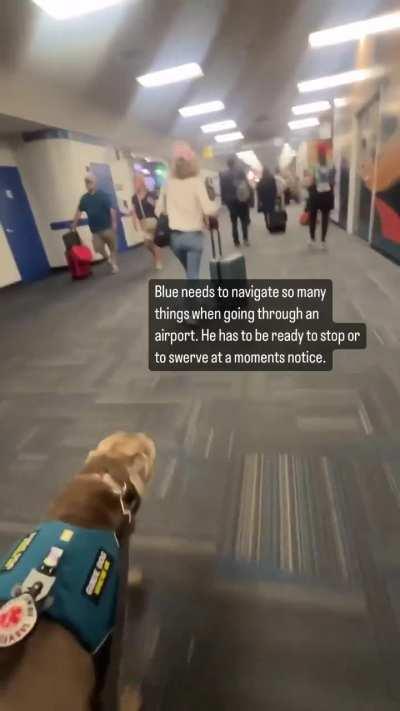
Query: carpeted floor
1 207 400 709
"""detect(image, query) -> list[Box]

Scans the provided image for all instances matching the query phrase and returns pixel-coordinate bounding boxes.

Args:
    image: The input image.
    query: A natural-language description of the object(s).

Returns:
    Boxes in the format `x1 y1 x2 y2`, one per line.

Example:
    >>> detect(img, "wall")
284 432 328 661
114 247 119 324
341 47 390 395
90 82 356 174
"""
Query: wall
0 129 221 286
15 136 78 267
0 140 21 287
69 139 141 252
332 35 400 263
0 129 150 287
13 132 145 270
0 70 173 161
0 222 21 288
0 140 17 166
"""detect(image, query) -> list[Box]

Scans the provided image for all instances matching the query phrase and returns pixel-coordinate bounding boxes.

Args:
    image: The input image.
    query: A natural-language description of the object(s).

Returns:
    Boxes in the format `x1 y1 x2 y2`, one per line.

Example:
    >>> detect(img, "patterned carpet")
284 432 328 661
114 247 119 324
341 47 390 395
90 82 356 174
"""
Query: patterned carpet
1 207 400 709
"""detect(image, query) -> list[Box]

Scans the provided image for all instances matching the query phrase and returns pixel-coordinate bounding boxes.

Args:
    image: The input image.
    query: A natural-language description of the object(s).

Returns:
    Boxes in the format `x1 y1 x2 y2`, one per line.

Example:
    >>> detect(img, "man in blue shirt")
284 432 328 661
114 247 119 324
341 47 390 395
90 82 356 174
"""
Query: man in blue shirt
72 174 119 274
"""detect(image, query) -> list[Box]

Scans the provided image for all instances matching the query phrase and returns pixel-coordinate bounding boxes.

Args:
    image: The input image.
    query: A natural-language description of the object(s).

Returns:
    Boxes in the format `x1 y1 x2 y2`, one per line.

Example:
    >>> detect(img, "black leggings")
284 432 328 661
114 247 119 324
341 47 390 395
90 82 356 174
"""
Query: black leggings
229 202 249 245
309 208 330 242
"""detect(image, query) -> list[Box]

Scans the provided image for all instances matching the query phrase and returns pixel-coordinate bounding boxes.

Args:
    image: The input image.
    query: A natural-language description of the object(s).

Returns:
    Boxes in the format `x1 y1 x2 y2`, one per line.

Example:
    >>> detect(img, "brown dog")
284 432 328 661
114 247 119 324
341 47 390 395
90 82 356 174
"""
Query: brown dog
0 432 155 711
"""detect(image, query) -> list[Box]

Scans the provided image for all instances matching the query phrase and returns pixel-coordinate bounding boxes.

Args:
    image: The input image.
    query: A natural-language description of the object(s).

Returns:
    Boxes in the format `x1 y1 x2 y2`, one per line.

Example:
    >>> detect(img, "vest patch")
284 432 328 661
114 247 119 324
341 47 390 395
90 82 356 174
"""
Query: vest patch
84 549 113 604
2 532 38 572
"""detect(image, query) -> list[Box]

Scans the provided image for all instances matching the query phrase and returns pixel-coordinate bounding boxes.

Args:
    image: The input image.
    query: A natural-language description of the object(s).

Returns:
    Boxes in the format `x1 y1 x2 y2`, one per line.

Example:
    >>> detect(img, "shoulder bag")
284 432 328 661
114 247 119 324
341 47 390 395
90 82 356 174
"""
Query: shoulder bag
137 195 157 236
154 189 171 248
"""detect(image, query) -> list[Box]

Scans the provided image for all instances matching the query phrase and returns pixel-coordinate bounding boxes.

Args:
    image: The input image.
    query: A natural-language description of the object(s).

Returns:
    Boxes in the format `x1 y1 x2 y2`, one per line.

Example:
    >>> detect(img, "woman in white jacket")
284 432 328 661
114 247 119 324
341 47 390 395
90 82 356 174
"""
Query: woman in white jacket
156 143 217 279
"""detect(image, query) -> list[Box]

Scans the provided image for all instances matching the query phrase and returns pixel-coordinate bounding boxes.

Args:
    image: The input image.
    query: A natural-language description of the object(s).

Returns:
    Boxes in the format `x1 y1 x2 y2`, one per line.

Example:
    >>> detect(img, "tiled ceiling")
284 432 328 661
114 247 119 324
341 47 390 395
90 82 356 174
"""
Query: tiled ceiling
0 0 399 151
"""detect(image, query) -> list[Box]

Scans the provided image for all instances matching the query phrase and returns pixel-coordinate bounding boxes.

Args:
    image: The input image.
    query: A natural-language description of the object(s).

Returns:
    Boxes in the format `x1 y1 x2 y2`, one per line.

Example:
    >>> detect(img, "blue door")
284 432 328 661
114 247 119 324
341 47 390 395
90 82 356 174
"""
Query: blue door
0 167 50 282
90 163 128 252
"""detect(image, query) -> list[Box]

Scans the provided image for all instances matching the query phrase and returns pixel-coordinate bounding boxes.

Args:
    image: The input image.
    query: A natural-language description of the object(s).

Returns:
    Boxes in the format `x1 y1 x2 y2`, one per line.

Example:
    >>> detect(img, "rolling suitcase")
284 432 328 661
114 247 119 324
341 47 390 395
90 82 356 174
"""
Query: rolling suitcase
67 245 93 280
267 198 287 234
62 230 92 280
62 230 81 251
209 223 247 281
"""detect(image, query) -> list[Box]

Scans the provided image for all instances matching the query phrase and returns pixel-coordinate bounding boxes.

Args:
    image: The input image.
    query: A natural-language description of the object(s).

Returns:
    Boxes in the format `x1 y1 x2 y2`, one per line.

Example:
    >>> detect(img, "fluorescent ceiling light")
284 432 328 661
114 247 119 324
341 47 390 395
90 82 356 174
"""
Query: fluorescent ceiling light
292 101 331 115
31 0 126 19
236 150 262 170
309 12 400 47
137 63 203 88
288 117 320 130
179 101 225 118
334 97 350 108
215 131 244 143
201 119 237 134
298 68 380 93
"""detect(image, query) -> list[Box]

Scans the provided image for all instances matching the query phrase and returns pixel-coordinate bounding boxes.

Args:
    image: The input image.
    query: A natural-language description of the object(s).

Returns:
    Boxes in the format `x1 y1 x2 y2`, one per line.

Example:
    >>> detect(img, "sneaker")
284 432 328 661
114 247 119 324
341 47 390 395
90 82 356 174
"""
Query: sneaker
308 238 315 248
155 261 163 271
111 263 119 274
321 242 328 251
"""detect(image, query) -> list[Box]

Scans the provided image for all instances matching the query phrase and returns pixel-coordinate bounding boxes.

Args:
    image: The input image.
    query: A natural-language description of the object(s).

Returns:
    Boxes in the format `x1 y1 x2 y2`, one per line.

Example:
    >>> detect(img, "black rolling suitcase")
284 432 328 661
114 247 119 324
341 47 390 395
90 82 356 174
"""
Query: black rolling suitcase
267 198 287 234
209 222 247 281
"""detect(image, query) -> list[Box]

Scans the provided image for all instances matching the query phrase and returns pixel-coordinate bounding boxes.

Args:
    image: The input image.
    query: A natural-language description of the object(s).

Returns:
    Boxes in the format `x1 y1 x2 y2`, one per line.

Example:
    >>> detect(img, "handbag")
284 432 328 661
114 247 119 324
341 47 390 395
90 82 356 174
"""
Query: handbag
154 191 170 248
300 211 310 226
137 196 157 235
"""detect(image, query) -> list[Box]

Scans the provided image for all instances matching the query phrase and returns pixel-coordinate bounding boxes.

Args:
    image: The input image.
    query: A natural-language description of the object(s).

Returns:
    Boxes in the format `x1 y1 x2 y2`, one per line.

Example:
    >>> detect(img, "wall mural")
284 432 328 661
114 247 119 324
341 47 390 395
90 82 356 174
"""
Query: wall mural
332 112 351 230
332 37 400 264
355 97 380 243
371 82 400 262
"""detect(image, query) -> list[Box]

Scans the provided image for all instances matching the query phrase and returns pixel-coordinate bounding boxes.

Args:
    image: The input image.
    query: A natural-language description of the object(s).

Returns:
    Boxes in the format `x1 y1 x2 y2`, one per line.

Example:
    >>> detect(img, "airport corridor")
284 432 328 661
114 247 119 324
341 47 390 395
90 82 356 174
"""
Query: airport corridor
1 207 400 710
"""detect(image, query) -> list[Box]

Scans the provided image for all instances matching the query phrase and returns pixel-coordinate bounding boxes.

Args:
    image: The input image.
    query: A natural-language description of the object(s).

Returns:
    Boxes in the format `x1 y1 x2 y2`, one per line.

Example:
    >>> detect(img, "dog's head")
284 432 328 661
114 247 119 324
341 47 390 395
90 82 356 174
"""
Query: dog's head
85 432 156 493
47 432 155 538
82 432 156 536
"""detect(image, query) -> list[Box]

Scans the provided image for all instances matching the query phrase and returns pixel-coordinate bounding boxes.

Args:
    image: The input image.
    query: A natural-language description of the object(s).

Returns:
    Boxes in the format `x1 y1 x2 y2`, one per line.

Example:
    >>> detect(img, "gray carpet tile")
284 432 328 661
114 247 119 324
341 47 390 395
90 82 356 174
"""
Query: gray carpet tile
1 207 400 709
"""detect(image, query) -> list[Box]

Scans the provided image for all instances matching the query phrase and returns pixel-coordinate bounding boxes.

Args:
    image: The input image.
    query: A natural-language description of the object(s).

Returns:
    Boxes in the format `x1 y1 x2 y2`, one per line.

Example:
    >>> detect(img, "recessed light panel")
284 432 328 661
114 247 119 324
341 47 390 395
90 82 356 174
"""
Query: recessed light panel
137 63 203 88
179 101 225 118
31 0 126 20
215 132 244 143
310 12 400 47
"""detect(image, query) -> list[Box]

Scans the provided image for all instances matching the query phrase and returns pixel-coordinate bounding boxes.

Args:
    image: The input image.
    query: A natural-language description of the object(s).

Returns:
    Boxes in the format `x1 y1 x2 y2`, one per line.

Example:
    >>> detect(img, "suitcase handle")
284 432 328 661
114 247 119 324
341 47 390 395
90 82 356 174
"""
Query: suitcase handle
210 226 223 259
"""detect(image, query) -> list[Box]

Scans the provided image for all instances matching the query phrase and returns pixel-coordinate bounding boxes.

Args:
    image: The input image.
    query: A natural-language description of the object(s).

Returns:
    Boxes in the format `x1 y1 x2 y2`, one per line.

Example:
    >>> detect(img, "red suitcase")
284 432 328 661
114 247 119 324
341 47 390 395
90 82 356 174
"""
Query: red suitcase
67 244 93 280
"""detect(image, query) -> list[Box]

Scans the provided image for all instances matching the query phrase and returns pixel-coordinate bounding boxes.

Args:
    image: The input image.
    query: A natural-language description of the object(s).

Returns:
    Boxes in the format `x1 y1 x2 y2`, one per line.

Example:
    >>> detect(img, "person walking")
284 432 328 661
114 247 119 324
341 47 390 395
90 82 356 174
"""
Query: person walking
257 167 278 231
131 173 163 271
220 157 251 247
156 143 217 280
274 169 287 203
308 150 335 249
72 174 119 274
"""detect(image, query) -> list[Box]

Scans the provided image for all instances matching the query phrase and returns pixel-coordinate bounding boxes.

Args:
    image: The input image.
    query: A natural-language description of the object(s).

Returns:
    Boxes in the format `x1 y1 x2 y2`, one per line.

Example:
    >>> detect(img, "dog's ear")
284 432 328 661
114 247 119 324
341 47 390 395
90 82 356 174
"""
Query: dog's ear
127 452 153 499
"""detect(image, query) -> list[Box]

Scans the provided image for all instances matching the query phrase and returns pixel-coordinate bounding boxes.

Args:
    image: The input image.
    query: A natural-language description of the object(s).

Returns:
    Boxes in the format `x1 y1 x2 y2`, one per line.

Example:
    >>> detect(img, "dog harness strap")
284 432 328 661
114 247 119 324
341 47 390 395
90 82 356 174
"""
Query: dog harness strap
0 522 119 654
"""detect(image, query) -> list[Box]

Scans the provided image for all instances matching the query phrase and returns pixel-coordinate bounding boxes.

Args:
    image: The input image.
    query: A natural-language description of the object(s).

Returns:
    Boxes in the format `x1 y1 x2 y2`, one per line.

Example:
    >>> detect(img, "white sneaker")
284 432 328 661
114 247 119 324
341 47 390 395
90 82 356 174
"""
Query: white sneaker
308 239 315 248
155 261 163 271
321 242 328 251
111 264 119 274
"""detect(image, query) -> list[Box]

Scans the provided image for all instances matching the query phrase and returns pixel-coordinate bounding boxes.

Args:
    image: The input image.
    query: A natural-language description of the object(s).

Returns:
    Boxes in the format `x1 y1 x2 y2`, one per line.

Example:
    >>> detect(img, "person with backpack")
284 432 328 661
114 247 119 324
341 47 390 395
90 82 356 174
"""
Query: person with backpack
220 157 251 247
257 167 278 231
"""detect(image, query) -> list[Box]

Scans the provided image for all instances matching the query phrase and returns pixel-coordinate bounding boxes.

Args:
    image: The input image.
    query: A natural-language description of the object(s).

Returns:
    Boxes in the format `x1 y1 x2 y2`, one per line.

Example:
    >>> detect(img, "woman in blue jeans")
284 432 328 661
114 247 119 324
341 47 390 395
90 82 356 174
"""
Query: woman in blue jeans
156 142 217 279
